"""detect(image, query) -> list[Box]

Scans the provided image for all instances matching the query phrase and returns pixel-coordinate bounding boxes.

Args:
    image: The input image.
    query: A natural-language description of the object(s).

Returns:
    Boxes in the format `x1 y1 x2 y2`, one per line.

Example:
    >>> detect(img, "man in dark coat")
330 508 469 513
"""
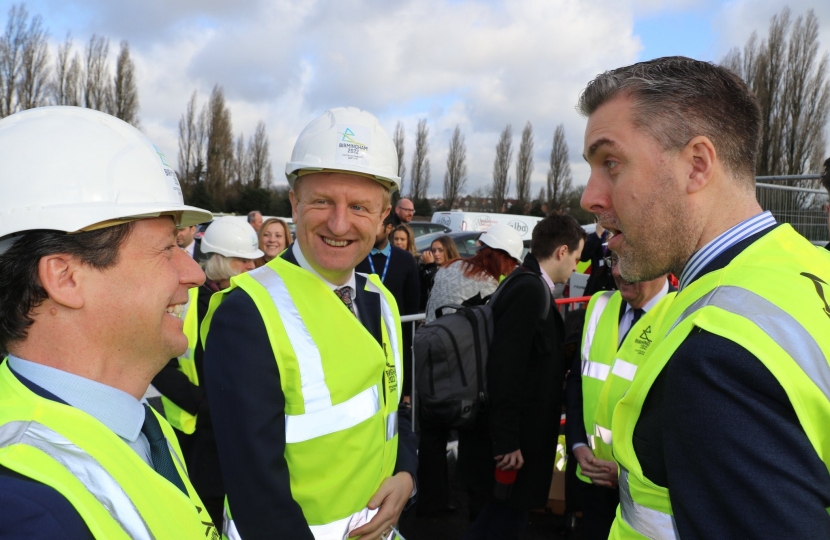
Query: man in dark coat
459 214 586 540
822 157 830 251
579 223 616 296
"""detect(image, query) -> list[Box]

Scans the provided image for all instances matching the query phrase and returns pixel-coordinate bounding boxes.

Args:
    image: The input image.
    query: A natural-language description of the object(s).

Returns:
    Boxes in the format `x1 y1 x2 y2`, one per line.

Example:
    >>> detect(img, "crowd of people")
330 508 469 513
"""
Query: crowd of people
1 55 830 540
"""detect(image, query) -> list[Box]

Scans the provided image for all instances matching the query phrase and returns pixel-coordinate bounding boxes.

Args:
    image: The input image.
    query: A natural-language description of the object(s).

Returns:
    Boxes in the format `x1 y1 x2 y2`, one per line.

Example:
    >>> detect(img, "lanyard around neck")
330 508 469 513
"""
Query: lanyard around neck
368 250 391 283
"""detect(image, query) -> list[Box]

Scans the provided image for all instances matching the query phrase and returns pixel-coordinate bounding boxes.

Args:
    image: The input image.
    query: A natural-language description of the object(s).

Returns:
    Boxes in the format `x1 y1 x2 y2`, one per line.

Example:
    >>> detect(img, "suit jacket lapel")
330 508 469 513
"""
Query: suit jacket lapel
354 274 383 346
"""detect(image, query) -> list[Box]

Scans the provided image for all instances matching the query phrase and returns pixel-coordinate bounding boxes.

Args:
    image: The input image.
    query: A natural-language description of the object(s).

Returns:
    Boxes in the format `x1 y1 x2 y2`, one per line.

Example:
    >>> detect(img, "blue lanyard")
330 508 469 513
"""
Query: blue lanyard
368 250 391 283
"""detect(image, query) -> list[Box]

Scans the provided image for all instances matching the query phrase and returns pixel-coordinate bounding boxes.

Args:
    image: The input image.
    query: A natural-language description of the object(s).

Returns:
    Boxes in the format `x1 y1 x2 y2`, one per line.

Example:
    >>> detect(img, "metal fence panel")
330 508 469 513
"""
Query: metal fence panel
756 182 828 244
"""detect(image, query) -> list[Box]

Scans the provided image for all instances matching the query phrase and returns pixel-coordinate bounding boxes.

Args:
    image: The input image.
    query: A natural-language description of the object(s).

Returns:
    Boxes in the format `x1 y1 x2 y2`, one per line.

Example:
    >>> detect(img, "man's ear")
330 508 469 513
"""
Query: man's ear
684 136 716 195
289 189 299 222
555 244 568 261
38 254 85 309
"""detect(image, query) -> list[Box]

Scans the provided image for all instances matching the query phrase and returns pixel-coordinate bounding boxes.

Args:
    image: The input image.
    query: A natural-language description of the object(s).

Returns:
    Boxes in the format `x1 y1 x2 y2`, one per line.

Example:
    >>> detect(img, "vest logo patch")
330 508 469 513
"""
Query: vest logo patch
801 272 830 319
633 325 653 354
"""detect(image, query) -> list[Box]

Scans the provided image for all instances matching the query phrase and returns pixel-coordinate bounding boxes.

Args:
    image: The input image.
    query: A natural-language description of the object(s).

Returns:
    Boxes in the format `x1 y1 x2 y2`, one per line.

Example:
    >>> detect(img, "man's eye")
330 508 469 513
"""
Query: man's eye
605 160 618 170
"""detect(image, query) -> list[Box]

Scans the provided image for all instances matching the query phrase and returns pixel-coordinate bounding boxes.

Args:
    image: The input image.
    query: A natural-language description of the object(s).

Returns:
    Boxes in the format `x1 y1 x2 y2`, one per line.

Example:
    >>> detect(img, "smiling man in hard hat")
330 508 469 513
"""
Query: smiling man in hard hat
0 107 217 539
203 107 417 540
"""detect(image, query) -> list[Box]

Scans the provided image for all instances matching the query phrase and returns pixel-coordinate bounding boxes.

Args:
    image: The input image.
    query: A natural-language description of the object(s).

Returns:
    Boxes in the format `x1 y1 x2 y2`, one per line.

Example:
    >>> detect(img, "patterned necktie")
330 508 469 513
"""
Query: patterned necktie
141 404 188 495
621 308 646 343
334 286 357 317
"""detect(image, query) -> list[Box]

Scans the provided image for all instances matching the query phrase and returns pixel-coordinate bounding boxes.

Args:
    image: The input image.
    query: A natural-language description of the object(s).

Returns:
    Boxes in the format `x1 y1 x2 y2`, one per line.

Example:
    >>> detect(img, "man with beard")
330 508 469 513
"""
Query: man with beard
580 56 830 539
565 252 674 540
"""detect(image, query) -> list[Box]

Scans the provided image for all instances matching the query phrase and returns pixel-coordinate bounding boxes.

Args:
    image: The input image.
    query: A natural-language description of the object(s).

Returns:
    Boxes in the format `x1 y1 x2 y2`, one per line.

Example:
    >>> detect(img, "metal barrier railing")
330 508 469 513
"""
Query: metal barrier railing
401 295 593 426
756 182 828 244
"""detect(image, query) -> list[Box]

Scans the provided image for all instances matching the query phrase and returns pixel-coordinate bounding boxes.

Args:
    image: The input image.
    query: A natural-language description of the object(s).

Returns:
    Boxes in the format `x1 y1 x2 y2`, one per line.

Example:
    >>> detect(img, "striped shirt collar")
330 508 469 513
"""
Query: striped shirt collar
679 211 776 290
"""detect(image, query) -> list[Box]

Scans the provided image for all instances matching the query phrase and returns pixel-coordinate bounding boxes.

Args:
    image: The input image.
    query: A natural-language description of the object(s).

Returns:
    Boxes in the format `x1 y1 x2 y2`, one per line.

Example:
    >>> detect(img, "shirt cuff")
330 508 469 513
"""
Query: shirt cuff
572 442 588 452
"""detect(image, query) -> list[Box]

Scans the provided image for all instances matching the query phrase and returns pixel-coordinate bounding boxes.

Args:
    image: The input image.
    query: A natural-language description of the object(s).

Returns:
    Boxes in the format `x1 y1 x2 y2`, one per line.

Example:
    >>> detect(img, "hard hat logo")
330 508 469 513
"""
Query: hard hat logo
336 124 370 167
153 144 172 168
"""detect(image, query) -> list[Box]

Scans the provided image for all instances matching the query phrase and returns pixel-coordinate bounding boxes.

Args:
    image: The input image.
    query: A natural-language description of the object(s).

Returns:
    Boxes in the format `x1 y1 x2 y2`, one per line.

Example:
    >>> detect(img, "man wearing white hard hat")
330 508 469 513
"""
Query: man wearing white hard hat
0 107 218 538
459 213 585 540
203 107 417 540
152 217 263 527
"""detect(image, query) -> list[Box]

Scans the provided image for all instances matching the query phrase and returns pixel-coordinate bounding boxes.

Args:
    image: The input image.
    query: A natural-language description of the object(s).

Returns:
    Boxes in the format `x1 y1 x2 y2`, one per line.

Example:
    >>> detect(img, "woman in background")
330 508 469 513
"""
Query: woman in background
419 235 460 312
255 217 293 268
392 224 419 260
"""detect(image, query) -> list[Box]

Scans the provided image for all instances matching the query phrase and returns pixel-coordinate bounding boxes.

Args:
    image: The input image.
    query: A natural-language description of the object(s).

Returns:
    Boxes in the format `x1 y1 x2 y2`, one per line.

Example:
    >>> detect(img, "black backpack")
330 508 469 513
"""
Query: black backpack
414 271 551 429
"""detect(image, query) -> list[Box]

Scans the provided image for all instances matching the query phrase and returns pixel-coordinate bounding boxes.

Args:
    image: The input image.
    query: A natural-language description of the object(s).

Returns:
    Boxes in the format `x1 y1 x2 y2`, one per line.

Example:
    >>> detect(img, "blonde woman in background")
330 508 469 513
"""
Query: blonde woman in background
392 224 419 259
255 217 293 268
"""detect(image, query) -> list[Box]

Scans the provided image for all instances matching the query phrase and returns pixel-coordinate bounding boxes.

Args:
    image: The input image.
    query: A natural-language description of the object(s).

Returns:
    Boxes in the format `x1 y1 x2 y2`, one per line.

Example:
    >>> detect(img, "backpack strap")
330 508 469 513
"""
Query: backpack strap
488 270 552 320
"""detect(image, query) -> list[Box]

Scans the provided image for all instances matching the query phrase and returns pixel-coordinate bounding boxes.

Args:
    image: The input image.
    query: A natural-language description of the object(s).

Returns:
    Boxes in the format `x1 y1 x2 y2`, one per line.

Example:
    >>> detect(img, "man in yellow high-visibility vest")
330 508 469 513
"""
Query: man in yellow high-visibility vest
203 107 417 540
0 107 218 539
580 56 830 539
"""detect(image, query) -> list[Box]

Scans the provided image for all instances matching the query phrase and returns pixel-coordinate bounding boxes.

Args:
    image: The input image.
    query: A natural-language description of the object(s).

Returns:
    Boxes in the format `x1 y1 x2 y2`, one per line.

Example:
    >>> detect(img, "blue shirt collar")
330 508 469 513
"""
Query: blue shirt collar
370 242 392 257
679 211 777 290
7 355 146 442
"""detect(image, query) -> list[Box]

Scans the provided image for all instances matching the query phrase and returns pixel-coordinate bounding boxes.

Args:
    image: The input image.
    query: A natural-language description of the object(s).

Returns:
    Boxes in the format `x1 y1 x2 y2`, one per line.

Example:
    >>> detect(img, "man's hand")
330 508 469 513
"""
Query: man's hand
348 472 413 539
494 449 524 471
573 446 618 488
421 250 434 264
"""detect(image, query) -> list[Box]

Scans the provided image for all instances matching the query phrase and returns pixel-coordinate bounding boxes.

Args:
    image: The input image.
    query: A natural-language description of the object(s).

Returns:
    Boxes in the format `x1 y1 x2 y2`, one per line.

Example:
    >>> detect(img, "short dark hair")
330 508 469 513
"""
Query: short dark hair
822 157 830 193
247 210 262 222
0 223 135 348
531 213 586 261
578 56 762 183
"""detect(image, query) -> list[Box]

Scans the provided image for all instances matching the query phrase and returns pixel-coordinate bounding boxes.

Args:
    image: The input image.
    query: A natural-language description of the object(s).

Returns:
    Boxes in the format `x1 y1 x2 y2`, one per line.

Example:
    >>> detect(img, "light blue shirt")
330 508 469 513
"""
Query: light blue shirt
679 211 777 291
7 355 153 466
370 241 392 257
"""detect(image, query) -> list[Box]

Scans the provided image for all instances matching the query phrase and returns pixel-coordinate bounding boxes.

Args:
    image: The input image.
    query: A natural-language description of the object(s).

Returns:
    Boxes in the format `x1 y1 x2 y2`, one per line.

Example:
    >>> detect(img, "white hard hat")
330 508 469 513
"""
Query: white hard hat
0 106 212 254
201 217 264 259
479 224 524 262
286 107 400 193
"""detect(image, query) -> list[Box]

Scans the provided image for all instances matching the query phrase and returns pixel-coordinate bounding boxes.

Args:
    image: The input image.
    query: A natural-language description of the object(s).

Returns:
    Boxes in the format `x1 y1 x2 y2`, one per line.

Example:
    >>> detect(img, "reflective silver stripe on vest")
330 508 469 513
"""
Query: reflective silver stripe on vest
254 266 332 413
594 424 613 446
668 285 830 402
223 506 241 540
582 360 610 381
286 386 380 444
581 292 615 367
619 466 678 540
386 411 398 441
0 420 155 540
611 358 638 381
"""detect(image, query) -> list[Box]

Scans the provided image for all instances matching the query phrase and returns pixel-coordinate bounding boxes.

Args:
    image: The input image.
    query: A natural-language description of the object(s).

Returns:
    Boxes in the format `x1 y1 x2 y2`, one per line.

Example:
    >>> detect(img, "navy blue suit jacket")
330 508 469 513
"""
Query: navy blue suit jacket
204 249 418 540
0 368 94 540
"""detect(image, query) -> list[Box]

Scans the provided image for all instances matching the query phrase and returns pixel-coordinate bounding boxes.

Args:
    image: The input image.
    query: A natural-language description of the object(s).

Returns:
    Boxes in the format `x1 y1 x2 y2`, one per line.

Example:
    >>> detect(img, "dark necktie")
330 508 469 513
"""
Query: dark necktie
334 286 357 317
621 308 646 343
141 404 188 495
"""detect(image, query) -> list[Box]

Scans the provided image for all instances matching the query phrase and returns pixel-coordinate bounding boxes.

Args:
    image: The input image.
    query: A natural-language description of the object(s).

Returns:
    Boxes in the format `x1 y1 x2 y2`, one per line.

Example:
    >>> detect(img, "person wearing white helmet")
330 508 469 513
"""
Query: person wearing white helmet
151 216 263 527
203 107 417 540
459 213 585 540
0 106 218 539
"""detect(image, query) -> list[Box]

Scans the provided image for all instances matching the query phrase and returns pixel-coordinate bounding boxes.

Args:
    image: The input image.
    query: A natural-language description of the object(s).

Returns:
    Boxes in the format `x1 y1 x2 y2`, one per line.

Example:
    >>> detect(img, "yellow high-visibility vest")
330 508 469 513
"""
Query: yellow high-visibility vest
0 361 217 539
610 225 830 539
577 289 675 484
162 286 200 434
202 257 401 540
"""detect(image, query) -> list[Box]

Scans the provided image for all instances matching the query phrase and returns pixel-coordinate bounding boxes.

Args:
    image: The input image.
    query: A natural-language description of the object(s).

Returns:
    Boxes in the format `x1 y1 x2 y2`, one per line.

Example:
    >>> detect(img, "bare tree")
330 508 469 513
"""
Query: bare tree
410 118 430 199
247 121 273 189
84 34 111 112
52 35 81 106
112 41 139 126
723 7 830 181
443 125 467 208
393 121 406 192
515 121 534 212
232 133 247 186
0 4 29 117
177 91 209 196
547 124 572 211
491 124 513 213
16 10 48 111
205 85 234 207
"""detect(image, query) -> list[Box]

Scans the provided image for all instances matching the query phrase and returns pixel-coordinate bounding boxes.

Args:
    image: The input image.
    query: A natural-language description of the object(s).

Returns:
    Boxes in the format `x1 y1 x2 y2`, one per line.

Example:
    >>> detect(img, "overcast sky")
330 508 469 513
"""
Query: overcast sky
11 0 830 197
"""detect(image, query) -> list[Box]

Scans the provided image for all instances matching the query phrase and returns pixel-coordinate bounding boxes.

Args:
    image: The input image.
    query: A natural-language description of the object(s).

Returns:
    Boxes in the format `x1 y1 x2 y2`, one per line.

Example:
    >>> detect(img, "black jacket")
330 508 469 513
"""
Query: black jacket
458 252 566 510
635 225 830 539
580 232 615 296
204 249 418 539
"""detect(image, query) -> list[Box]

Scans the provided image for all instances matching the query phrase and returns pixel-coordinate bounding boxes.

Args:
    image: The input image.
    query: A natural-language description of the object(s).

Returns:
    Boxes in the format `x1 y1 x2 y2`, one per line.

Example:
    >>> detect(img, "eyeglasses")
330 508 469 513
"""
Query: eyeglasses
602 254 619 268
398 207 415 213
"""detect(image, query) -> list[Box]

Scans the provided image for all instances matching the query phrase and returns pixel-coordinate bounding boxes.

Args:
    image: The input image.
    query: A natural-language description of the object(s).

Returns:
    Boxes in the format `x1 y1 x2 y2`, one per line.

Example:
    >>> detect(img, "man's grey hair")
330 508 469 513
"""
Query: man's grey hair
247 210 262 223
578 56 762 183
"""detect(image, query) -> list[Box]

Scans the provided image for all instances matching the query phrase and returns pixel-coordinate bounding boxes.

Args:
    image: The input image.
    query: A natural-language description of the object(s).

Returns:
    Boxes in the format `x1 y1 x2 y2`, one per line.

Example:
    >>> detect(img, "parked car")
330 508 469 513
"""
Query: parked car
407 221 451 237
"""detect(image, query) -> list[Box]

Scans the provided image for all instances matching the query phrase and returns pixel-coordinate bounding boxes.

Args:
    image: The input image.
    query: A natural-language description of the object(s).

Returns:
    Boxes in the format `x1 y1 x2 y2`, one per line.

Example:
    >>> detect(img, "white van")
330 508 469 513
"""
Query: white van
431 210 542 241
